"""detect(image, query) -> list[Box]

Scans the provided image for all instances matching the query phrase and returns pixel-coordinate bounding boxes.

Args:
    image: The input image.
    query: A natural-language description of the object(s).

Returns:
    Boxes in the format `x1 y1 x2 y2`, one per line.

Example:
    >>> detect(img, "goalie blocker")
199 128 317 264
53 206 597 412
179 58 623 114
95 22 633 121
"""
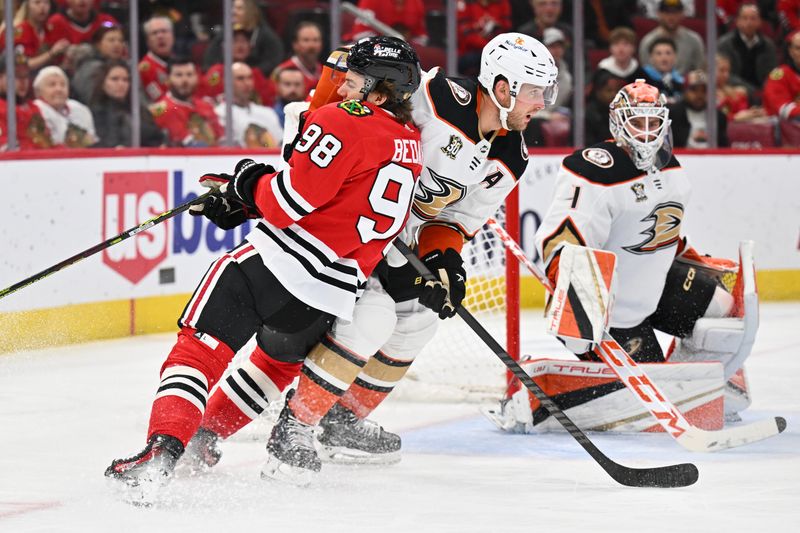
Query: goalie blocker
489 242 759 433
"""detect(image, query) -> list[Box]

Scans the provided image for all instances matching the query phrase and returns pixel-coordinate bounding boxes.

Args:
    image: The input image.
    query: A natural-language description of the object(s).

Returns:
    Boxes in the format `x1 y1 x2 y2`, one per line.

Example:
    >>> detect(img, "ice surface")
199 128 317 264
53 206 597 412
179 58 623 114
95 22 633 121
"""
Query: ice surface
0 304 798 532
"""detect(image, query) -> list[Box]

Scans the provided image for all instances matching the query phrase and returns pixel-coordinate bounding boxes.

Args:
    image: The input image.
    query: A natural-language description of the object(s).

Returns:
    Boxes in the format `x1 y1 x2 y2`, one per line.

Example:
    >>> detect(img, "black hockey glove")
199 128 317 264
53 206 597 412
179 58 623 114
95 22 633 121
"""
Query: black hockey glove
227 158 276 213
418 248 466 319
376 259 425 302
189 172 254 230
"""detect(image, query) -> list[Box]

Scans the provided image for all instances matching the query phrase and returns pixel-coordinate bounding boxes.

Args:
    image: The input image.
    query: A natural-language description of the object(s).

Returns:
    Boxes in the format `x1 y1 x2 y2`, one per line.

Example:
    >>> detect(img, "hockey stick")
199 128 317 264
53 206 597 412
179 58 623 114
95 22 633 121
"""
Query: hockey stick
486 217 786 452
394 240 698 488
0 191 214 301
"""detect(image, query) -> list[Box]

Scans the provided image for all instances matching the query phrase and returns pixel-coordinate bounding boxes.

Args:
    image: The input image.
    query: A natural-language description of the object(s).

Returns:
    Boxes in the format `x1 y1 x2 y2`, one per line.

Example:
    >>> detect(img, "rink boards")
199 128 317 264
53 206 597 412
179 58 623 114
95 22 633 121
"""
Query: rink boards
0 148 798 352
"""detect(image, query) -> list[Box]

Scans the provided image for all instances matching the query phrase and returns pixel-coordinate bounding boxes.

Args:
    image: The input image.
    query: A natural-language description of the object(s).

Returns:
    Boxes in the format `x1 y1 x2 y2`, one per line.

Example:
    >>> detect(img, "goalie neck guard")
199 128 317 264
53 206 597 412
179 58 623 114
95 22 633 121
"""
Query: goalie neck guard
609 79 672 172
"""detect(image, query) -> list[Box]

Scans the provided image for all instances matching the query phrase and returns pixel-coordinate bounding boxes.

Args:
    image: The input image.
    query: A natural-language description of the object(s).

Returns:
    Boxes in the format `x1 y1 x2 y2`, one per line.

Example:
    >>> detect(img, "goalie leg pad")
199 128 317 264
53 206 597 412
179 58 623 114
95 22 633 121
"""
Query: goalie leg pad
545 243 617 345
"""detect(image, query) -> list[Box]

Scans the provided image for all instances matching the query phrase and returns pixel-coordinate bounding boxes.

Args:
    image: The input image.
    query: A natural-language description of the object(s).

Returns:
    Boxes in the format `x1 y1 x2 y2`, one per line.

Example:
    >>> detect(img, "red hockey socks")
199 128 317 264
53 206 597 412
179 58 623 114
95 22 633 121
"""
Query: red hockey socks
201 345 301 438
147 328 234 446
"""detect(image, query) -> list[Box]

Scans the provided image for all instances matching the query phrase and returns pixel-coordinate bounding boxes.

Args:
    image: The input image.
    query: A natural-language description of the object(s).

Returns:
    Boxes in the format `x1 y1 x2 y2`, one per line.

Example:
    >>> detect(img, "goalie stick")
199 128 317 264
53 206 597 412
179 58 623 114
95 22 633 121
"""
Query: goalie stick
0 191 213 301
394 240 698 488
486 217 786 452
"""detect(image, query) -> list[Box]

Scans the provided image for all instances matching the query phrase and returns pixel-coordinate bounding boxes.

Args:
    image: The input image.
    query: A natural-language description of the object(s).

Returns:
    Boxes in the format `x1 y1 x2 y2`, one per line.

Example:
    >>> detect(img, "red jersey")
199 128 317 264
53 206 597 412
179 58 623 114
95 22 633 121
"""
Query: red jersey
200 63 276 106
348 0 427 43
245 100 422 319
275 56 321 97
149 93 224 147
457 0 512 55
763 64 800 119
0 99 54 150
778 0 800 31
138 52 169 103
45 11 119 45
0 21 48 58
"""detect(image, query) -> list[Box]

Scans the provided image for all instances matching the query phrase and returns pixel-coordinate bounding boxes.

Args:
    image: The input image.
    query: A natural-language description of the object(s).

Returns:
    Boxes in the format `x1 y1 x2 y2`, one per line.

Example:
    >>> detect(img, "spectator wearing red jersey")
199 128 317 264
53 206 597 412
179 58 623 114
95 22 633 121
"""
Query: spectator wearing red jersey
457 0 511 76
0 56 53 150
201 26 275 106
779 0 800 33
763 31 800 120
149 57 224 147
45 0 119 47
0 0 70 70
347 0 428 46
275 21 323 98
715 53 754 120
139 16 174 103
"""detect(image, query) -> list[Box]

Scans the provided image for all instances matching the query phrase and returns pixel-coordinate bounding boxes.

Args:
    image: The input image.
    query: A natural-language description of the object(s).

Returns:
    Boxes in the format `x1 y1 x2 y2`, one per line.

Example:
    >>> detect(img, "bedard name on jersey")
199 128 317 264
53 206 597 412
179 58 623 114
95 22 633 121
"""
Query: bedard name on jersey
399 67 529 245
536 140 690 329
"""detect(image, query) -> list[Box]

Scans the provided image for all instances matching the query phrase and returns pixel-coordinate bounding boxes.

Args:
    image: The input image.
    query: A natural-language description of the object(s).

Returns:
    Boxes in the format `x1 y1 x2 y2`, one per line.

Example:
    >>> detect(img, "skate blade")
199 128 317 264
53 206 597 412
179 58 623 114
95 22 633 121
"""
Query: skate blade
318 445 401 465
260 456 317 487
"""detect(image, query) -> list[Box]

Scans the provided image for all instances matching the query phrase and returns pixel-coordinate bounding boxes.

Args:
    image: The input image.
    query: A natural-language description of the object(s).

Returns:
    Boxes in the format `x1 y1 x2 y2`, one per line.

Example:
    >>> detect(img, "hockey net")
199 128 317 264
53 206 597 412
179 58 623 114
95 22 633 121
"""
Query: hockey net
391 192 520 403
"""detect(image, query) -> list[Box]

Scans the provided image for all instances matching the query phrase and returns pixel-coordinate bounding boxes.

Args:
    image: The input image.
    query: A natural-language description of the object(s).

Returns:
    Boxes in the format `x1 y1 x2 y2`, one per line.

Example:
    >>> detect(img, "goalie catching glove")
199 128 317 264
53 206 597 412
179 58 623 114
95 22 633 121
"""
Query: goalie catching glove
418 248 467 319
188 159 276 229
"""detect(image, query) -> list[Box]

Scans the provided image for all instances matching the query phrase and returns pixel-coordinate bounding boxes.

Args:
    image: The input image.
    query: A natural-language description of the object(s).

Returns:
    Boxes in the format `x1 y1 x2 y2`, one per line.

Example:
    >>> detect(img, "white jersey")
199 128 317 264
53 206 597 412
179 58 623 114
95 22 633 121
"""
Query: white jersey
535 142 691 329
34 98 97 147
214 101 283 148
396 68 529 248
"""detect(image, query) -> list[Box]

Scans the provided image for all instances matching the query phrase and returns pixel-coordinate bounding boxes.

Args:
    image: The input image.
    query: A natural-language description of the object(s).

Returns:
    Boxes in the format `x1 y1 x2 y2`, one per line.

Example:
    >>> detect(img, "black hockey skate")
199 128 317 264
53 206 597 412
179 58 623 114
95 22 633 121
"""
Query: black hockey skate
105 434 184 505
317 403 401 465
261 391 321 486
181 427 222 473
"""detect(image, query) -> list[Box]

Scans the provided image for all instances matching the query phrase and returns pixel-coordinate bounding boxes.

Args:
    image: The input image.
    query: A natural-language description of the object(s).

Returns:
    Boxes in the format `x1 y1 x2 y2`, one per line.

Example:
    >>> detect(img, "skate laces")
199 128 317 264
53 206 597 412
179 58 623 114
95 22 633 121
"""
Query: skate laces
286 416 321 450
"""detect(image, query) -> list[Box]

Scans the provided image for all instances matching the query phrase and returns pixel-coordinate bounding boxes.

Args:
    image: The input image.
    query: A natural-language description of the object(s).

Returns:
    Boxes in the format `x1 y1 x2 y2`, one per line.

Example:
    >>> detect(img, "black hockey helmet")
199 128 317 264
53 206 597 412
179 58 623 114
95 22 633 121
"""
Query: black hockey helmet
346 36 421 103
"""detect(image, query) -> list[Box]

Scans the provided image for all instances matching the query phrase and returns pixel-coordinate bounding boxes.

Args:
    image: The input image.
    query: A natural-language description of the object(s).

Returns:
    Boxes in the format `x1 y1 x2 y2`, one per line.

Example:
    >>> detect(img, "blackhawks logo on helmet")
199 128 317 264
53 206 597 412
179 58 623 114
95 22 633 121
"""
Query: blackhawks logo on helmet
337 99 373 117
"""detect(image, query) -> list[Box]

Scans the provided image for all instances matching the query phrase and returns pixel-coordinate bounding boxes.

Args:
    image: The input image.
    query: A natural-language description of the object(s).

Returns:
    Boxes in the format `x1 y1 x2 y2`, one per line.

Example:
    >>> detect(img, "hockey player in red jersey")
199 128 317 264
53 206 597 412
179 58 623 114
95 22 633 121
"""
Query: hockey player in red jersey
104 36 422 501
182 33 559 484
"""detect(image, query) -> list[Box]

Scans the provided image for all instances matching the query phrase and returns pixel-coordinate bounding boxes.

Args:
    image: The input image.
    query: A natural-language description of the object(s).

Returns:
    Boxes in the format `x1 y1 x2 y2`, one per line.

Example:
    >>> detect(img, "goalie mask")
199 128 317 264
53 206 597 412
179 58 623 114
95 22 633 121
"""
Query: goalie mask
609 79 672 171
345 36 421 104
477 32 559 130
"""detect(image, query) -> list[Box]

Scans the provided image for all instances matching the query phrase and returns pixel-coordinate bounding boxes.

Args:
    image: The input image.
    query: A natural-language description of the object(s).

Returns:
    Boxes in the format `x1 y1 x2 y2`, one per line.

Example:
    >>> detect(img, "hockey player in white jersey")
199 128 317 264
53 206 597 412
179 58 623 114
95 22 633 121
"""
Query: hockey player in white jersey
521 79 758 417
183 33 559 483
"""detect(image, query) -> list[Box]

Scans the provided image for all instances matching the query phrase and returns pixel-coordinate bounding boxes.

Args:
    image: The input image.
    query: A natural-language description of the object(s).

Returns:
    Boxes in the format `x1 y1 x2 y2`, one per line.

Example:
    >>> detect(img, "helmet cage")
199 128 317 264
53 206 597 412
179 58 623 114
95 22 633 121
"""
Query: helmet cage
609 84 671 171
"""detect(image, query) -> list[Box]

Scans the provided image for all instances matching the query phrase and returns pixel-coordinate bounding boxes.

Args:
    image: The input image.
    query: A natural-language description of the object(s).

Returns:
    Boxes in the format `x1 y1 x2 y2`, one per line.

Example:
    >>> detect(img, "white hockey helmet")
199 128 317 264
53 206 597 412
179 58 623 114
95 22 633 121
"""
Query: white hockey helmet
477 32 559 130
609 79 672 171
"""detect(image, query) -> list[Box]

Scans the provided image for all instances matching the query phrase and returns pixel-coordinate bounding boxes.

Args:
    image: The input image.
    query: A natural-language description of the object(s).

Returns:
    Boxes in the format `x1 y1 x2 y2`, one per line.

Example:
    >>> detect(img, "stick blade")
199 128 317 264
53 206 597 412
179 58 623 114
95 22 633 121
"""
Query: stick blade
607 461 699 488
677 416 787 452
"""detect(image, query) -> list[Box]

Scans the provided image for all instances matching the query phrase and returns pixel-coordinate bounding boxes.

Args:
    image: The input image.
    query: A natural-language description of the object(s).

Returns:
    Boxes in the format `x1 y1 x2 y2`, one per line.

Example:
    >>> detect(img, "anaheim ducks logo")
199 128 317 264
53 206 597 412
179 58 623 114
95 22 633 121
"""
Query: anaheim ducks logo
623 202 684 255
411 168 467 220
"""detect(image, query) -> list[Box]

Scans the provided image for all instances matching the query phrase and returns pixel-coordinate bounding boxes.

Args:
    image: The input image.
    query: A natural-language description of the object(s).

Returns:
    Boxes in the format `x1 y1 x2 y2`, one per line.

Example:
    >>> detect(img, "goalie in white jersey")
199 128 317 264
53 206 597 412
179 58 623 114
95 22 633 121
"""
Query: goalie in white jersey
183 33 559 483
525 80 758 417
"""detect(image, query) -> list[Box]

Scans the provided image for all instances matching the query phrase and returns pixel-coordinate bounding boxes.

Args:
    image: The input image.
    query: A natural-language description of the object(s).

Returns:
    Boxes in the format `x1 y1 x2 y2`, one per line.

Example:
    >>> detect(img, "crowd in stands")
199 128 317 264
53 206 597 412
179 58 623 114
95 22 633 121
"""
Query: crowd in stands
1 0 799 150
